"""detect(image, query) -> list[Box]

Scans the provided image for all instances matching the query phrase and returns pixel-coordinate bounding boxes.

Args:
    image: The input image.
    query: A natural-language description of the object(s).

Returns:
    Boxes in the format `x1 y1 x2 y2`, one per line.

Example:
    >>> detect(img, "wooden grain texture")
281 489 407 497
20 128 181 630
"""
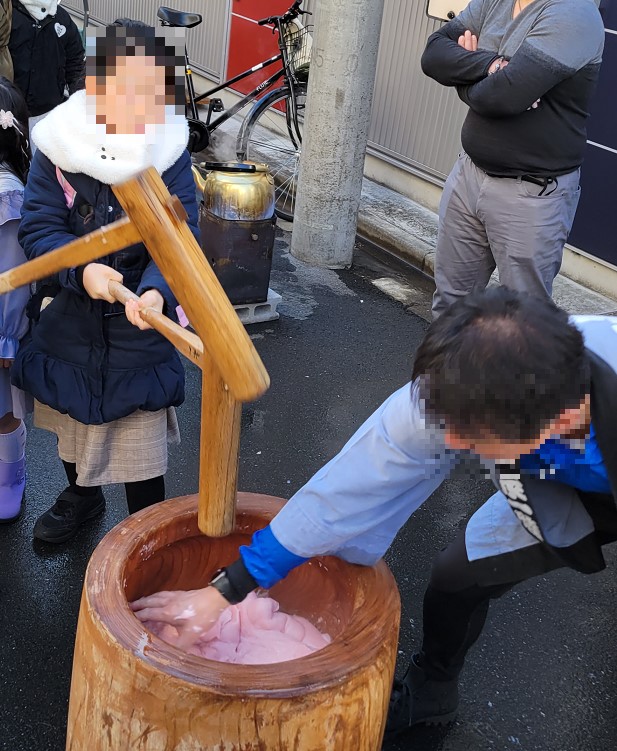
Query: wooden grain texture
197 358 241 537
108 280 204 368
112 168 270 403
66 494 401 750
0 217 141 293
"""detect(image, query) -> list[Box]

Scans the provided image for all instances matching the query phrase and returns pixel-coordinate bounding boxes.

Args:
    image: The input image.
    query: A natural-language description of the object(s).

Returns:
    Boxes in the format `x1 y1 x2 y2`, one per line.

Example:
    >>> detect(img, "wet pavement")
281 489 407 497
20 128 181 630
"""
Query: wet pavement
1 231 616 751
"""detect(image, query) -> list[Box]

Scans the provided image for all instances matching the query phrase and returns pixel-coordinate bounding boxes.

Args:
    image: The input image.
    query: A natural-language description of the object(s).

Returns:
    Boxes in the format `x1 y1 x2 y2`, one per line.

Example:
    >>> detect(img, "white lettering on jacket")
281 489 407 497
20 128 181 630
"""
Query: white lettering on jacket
499 474 544 541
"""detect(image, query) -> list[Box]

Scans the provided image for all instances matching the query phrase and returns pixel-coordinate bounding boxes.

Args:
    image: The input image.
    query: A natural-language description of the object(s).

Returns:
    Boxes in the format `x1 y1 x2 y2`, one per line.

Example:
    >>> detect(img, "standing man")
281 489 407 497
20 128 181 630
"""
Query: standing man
421 0 604 318
131 288 617 734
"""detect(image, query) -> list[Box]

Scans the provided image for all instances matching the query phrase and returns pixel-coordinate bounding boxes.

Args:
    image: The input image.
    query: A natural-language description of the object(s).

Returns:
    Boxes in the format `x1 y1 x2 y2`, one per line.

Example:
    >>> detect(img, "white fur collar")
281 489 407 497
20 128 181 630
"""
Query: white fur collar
20 0 60 21
32 91 189 184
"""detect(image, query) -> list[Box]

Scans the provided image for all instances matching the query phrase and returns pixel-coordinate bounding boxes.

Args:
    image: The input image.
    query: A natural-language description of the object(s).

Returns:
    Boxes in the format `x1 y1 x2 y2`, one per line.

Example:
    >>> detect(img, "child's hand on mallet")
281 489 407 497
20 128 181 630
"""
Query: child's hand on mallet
131 586 229 650
125 289 164 331
83 262 123 302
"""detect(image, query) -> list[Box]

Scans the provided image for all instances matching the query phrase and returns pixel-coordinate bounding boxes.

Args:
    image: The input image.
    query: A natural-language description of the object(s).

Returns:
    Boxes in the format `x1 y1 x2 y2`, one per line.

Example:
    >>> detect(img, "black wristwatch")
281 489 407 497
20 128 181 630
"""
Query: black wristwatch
208 560 258 605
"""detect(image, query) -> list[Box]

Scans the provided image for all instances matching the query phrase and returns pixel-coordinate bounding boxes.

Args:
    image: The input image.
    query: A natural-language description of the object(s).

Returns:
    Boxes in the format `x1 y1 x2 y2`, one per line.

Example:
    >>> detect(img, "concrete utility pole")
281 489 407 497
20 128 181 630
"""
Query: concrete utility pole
290 0 385 268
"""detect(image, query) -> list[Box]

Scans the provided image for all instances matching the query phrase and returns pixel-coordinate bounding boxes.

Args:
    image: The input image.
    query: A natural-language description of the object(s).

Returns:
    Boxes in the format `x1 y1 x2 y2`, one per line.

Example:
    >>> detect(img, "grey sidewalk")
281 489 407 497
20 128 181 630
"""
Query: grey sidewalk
356 175 617 317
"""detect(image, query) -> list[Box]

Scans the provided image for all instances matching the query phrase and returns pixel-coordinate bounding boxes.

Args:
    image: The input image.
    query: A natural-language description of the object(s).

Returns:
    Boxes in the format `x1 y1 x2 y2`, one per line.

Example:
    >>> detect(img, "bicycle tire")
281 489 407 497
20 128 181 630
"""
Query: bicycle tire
236 84 307 222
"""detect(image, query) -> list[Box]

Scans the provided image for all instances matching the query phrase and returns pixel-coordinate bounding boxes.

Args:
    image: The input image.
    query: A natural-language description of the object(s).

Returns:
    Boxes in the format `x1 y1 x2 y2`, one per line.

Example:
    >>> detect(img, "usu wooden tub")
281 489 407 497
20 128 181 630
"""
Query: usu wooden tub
66 493 401 750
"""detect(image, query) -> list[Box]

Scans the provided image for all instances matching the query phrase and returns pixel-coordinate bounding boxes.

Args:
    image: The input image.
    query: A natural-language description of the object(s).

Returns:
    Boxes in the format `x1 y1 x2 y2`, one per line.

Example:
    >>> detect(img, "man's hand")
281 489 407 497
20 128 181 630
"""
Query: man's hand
125 289 164 331
0 358 12 369
458 30 478 52
83 263 123 302
131 586 229 650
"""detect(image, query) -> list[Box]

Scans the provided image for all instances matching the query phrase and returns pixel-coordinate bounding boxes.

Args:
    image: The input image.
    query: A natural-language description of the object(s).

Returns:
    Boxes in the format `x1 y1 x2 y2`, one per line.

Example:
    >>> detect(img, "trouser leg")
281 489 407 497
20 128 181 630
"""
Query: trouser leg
421 530 515 681
432 153 495 319
420 495 567 682
482 169 581 300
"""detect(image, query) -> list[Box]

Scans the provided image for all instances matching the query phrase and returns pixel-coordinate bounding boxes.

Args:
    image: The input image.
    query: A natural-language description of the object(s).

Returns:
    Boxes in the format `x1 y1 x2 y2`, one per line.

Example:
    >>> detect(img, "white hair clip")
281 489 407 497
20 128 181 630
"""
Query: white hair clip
0 110 23 135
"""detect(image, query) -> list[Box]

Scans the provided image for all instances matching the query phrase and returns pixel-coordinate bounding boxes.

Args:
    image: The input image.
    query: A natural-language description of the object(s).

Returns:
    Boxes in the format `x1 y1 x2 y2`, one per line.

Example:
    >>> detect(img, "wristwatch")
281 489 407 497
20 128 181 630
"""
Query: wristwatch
208 568 242 604
490 57 504 74
208 558 259 604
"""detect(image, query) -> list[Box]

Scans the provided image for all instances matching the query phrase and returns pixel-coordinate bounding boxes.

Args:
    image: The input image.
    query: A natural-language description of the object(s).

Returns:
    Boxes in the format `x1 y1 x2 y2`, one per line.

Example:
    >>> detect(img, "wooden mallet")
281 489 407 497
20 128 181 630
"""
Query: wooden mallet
0 167 270 537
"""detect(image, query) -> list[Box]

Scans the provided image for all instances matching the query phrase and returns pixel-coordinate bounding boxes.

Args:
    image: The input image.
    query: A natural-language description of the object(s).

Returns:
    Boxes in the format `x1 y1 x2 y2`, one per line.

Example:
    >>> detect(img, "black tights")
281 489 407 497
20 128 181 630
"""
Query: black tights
62 461 165 514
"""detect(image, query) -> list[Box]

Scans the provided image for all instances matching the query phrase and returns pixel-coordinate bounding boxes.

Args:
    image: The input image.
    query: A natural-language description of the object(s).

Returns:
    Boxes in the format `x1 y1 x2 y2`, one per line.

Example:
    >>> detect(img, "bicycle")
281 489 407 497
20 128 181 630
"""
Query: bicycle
158 0 312 221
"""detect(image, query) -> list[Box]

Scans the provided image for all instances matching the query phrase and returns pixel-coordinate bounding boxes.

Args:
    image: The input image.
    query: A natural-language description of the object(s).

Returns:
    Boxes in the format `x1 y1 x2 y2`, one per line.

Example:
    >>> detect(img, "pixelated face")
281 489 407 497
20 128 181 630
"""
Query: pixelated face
442 397 590 462
85 27 185 136
443 429 551 462
86 51 168 135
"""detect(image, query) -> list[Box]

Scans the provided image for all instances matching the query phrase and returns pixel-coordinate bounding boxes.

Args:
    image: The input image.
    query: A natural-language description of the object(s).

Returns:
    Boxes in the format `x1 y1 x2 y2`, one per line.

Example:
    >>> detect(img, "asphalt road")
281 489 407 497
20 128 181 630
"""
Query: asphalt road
0 232 615 751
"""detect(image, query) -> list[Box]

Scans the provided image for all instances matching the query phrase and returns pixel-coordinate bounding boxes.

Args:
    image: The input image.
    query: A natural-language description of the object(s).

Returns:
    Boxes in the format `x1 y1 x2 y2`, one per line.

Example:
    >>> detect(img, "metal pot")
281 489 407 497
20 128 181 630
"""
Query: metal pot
201 162 275 222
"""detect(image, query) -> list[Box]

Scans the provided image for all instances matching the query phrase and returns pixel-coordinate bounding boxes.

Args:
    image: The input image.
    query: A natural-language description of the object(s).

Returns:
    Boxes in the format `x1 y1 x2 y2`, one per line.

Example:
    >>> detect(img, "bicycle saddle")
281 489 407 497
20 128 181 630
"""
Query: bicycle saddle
157 6 202 28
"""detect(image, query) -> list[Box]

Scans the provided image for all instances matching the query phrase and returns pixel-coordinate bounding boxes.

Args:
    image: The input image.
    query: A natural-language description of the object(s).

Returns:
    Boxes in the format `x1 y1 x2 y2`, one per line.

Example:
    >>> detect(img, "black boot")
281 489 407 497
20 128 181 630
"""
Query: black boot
33 487 106 544
385 654 459 737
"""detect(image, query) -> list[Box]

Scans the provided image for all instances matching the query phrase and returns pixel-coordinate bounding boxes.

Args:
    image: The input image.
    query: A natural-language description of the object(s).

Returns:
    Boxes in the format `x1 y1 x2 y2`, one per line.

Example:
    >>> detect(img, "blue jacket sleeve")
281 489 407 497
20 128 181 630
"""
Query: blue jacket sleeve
238 383 456 589
240 526 308 588
19 150 85 295
137 149 201 311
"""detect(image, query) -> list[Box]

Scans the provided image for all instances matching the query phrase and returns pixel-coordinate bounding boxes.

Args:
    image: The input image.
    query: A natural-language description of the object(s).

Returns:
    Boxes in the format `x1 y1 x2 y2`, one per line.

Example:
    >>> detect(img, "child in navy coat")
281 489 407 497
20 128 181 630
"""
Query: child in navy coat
12 26 199 543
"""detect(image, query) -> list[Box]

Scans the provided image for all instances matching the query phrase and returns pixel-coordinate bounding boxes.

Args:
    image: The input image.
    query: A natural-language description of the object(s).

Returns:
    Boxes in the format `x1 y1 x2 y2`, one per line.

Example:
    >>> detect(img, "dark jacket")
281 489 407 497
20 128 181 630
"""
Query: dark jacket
9 1 84 116
11 148 200 425
0 0 12 80
496 349 617 576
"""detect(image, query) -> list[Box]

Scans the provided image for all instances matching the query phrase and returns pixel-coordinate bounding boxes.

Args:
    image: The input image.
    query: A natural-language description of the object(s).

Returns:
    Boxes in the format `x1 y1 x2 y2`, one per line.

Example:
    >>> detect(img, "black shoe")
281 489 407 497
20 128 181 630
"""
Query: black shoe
33 487 106 544
385 654 459 738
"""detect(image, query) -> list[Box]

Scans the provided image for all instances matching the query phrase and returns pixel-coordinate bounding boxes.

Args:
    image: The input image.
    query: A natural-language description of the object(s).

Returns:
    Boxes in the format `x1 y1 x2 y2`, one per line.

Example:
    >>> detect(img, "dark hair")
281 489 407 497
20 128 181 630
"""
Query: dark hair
87 25 184 107
0 77 31 185
412 287 590 442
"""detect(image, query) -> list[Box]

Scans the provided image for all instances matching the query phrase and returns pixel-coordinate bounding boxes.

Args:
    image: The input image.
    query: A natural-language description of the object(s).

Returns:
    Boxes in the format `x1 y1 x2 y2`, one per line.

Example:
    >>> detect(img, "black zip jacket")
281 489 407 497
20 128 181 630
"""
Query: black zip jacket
9 1 84 116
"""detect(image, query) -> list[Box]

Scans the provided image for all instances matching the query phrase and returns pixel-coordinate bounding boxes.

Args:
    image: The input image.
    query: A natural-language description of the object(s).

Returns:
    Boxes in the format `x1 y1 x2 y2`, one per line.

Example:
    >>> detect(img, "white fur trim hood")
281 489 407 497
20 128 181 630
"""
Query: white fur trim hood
19 0 60 21
32 90 189 185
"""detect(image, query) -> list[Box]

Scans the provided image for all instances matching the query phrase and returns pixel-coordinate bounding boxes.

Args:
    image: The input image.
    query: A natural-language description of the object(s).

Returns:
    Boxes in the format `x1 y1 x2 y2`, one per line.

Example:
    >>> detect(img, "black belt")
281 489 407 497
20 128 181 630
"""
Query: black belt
486 172 558 196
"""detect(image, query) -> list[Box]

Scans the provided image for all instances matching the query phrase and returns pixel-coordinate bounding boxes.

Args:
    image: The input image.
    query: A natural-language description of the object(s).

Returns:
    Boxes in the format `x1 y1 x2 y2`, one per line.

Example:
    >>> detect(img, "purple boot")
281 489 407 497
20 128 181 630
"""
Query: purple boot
0 456 25 523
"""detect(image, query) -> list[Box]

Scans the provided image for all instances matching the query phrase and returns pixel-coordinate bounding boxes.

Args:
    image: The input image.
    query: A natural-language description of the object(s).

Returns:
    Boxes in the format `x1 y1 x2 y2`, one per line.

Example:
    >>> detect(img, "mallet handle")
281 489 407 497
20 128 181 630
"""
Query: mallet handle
107 280 204 368
0 218 142 294
112 169 269 403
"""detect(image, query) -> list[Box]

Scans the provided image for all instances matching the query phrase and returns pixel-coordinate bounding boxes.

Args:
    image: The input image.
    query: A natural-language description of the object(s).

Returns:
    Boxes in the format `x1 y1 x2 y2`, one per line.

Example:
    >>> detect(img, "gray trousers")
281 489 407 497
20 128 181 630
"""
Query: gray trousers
432 152 581 318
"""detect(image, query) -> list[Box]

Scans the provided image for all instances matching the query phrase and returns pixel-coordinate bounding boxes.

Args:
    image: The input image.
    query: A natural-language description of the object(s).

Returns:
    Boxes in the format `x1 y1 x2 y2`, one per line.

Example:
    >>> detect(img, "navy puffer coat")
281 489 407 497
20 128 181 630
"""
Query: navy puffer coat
11 148 200 425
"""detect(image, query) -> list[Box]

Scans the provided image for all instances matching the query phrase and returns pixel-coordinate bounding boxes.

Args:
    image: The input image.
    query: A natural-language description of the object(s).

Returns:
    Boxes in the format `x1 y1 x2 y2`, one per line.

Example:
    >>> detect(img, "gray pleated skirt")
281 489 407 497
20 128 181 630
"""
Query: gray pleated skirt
35 402 181 486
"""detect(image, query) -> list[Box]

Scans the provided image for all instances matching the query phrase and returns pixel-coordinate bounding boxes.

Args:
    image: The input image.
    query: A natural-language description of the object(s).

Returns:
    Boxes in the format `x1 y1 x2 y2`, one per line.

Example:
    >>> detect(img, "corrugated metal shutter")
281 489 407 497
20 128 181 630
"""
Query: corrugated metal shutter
368 0 466 181
63 0 231 81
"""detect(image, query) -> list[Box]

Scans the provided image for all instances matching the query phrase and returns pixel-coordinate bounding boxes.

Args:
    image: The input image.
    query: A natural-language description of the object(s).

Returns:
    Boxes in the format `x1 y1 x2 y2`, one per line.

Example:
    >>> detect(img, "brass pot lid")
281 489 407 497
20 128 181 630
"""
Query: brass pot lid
200 161 269 174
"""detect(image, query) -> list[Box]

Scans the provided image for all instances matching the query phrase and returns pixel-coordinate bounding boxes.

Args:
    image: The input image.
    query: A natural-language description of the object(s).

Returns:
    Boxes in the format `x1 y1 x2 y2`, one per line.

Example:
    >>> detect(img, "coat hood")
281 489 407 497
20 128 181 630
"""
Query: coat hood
19 0 60 21
31 90 189 184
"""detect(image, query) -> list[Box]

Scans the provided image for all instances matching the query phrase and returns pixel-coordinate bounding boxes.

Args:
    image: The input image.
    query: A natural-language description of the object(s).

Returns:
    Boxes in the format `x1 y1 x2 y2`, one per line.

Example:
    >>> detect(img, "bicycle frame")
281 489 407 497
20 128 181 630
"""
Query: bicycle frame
191 57 287 133
182 3 306 141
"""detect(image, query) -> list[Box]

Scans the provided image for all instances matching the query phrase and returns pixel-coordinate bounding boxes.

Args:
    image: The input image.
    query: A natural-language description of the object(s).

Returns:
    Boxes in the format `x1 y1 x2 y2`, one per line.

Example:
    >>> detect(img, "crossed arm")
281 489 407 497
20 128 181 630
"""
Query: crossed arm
423 7 601 118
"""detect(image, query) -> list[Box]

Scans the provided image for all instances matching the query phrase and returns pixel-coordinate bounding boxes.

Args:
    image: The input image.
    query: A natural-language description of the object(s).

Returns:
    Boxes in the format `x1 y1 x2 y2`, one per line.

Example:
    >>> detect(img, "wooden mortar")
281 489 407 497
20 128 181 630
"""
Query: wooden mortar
66 493 401 750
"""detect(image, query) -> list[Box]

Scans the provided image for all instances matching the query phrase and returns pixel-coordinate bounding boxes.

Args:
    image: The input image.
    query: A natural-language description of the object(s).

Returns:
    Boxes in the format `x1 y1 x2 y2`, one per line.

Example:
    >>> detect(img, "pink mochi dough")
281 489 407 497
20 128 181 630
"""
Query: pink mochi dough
144 591 331 665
